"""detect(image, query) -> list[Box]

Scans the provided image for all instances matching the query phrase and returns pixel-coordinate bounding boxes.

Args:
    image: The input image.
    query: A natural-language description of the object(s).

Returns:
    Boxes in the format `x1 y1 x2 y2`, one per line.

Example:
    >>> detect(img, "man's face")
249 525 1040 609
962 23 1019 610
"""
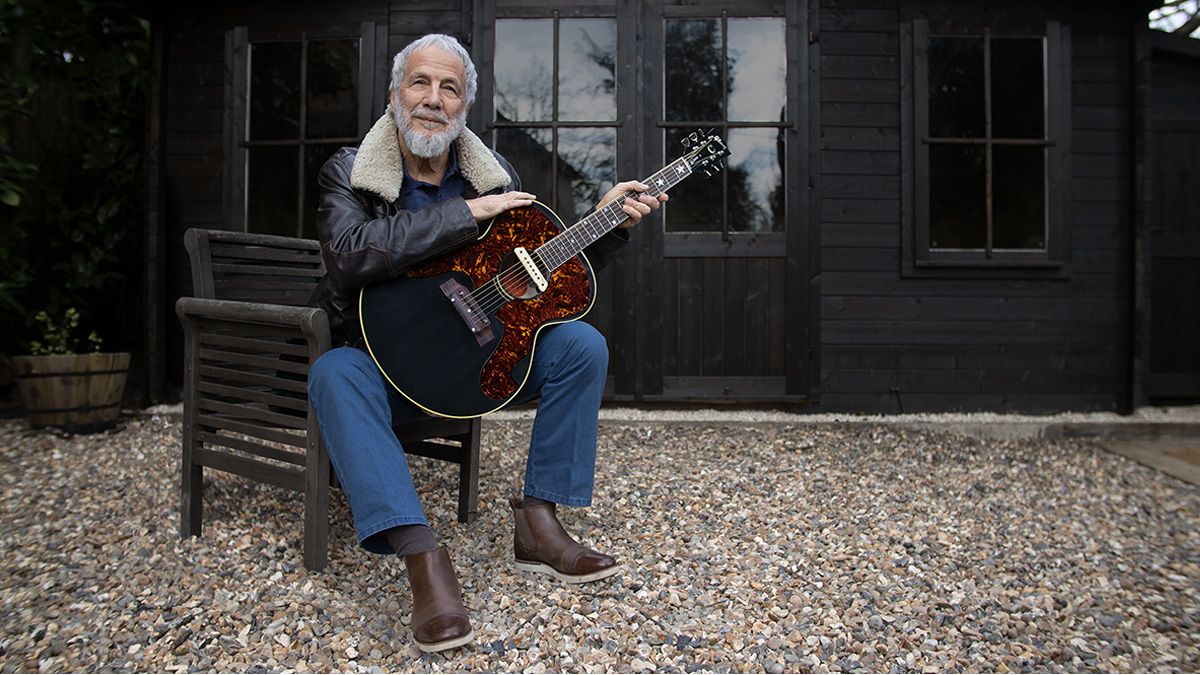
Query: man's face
391 46 468 158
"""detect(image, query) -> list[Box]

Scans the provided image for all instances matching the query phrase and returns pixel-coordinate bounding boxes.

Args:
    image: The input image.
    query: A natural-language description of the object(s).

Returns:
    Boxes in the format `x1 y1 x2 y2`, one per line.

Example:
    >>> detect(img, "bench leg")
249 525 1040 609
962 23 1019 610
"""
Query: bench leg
303 436 331 571
457 420 481 524
180 461 203 538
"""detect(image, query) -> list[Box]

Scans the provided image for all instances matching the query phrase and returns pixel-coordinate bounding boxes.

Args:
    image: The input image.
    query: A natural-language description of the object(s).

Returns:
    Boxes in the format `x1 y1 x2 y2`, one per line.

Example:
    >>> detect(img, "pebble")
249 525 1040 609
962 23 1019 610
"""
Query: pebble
0 416 1198 672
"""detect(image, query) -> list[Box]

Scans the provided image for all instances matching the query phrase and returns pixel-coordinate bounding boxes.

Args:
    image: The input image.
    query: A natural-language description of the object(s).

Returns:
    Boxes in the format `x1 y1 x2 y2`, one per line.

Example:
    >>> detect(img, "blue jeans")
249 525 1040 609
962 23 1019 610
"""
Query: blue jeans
308 321 608 554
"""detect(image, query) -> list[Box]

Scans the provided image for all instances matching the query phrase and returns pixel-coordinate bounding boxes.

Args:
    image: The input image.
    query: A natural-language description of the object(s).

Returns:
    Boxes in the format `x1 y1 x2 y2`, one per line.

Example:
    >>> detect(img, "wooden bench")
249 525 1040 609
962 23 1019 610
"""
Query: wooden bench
175 228 481 571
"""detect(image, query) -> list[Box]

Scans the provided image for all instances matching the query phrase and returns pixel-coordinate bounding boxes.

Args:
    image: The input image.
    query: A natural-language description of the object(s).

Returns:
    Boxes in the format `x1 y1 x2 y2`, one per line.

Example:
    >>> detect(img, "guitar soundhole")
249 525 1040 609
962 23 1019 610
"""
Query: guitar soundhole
498 250 543 301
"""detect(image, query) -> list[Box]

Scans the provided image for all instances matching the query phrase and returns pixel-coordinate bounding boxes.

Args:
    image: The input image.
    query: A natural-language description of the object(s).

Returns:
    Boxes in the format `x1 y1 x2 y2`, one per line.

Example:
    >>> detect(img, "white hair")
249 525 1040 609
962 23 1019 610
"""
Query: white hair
388 34 477 108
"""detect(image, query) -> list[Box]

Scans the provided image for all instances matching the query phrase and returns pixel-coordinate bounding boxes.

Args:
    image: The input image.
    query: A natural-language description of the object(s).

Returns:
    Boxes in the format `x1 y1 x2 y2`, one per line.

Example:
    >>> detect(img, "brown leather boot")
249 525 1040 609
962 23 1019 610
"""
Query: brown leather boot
404 546 473 652
510 496 621 583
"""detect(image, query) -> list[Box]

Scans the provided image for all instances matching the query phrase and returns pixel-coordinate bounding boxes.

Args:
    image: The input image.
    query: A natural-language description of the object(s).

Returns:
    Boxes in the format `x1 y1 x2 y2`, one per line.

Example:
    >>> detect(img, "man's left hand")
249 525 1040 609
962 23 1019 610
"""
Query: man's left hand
597 181 668 228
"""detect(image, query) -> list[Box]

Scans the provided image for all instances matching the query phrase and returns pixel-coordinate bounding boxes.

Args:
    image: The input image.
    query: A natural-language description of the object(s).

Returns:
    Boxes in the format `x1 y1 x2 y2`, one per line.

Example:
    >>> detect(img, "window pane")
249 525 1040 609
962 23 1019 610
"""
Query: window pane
993 146 1046 249
307 39 359 139
664 128 723 232
929 144 985 249
727 127 785 232
928 37 984 138
991 37 1045 139
559 19 617 122
303 144 343 240
558 127 616 222
495 20 553 122
250 42 301 140
496 128 553 206
727 18 786 123
247 146 299 236
664 19 723 122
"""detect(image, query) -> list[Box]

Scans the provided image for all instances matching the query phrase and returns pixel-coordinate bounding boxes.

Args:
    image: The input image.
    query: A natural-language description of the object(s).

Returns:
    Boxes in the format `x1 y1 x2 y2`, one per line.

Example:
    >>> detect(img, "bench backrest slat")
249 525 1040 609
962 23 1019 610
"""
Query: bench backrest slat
185 229 325 305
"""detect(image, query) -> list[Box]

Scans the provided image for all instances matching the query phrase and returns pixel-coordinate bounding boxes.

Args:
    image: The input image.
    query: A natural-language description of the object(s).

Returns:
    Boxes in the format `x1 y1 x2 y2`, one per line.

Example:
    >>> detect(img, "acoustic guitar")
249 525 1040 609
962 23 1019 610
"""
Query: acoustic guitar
359 130 729 418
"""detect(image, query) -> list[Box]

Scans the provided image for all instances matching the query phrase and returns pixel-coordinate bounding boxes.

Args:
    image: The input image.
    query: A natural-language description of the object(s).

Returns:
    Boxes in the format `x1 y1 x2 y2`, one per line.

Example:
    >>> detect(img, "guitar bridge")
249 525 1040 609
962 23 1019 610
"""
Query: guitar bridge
439 278 494 346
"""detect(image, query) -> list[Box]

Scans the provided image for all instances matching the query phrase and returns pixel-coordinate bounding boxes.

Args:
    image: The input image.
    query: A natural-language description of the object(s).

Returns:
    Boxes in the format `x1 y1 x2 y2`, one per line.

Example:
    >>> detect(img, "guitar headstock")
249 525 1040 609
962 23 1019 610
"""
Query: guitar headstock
680 129 729 178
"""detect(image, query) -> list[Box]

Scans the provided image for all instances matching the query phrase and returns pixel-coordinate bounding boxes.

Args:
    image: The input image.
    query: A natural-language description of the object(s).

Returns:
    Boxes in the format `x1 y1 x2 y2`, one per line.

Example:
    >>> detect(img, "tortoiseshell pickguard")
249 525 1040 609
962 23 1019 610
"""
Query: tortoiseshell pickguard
404 204 593 401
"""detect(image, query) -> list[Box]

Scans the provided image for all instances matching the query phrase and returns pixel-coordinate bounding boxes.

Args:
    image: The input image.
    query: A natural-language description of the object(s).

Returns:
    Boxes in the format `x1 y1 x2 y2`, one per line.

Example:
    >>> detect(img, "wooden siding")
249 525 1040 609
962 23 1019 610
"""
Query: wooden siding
158 0 1144 411
817 0 1136 412
164 13 228 388
660 258 788 379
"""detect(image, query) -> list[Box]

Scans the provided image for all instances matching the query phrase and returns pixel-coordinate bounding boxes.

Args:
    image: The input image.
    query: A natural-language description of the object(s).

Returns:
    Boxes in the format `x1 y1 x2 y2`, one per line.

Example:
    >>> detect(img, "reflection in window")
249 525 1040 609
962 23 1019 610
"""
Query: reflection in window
728 128 785 233
663 16 786 234
495 20 553 122
306 40 359 139
727 19 786 123
244 37 361 238
494 18 618 223
250 42 301 140
926 34 1046 252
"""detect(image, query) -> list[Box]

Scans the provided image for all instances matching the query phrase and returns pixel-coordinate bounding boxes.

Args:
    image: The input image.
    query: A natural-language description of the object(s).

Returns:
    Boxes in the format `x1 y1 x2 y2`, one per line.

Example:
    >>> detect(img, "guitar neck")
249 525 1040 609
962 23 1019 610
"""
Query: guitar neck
534 156 694 272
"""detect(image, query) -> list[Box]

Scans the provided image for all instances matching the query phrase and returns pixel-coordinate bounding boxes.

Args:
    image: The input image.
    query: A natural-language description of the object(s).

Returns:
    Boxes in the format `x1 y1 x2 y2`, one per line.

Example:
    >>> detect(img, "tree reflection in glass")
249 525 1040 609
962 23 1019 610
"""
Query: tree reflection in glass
496 127 553 206
663 16 787 233
664 18 723 122
306 39 358 139
728 128 785 232
495 20 553 122
559 19 616 122
727 18 785 123
249 42 301 141
493 18 619 223
559 127 616 221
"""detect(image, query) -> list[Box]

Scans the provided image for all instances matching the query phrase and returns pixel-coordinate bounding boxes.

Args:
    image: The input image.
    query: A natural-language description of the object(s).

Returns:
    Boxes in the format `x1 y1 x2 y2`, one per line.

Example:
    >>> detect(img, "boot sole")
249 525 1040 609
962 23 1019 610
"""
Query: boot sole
513 559 622 584
413 628 475 653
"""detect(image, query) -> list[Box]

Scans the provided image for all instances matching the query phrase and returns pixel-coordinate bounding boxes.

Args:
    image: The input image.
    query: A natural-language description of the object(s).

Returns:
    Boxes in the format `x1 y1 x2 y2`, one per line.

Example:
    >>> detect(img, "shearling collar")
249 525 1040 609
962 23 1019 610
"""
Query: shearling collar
350 110 511 203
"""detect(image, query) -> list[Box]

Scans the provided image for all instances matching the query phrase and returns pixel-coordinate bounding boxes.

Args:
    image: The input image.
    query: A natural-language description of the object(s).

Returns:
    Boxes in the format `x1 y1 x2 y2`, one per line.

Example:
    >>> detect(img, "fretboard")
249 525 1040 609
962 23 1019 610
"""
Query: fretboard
534 155 694 271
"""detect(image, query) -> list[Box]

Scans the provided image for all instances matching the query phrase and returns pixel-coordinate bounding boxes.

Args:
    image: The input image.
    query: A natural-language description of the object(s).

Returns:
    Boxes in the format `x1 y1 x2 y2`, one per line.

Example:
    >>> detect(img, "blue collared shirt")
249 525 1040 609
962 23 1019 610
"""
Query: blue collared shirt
399 145 467 210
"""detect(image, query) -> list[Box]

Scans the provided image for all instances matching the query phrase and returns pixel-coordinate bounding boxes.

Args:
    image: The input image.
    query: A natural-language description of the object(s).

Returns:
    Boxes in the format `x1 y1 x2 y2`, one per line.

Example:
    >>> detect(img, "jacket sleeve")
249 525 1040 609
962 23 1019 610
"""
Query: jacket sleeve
314 148 480 292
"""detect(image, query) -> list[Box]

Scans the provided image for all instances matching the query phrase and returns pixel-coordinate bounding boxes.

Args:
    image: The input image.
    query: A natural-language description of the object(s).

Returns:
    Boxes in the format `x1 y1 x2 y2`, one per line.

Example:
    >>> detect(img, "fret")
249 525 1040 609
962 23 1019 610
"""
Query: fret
535 154 705 271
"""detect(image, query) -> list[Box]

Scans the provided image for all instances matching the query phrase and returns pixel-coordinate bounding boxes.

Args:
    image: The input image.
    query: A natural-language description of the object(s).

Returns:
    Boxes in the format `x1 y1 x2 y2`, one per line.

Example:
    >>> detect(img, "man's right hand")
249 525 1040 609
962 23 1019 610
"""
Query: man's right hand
465 191 537 222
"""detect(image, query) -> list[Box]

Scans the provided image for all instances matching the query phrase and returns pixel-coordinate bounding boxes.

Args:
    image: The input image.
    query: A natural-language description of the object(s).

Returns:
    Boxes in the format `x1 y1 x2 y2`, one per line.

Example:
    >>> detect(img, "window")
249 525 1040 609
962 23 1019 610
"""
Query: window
662 16 787 236
492 17 618 223
240 35 362 239
904 20 1070 274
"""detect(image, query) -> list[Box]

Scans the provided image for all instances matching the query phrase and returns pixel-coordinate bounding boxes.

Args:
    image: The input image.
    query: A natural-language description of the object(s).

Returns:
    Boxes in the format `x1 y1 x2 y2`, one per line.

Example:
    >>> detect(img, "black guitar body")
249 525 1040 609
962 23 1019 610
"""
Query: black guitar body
359 202 596 418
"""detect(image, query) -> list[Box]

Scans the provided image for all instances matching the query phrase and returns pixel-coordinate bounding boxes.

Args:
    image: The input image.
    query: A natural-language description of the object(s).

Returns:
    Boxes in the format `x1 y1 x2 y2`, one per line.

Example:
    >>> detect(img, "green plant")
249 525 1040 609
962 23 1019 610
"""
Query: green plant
0 0 149 353
28 307 102 356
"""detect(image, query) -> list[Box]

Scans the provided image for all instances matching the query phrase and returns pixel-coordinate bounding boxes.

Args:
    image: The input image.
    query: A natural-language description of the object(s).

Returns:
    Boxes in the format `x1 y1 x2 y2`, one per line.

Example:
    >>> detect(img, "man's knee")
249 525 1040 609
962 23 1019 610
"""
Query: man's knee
308 347 375 400
554 321 608 374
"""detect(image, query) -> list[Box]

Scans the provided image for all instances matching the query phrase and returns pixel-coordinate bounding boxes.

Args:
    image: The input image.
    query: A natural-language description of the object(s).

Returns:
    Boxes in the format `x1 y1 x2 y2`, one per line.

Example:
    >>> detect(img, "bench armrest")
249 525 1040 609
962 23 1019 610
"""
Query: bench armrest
175 296 331 354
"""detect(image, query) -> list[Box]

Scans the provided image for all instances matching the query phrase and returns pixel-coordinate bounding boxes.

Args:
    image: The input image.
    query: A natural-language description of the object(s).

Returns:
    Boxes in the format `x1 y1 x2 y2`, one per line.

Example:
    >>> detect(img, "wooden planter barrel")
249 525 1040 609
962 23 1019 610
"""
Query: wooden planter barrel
12 352 131 432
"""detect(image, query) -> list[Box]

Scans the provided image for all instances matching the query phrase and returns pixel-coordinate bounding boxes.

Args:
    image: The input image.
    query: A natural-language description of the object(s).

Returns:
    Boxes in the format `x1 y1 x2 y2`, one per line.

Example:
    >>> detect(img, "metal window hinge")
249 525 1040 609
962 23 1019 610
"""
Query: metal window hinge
809 31 818 44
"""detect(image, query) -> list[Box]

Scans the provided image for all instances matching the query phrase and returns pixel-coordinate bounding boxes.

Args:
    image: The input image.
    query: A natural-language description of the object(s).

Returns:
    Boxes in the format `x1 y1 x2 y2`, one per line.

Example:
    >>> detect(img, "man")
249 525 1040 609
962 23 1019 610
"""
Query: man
305 33 666 653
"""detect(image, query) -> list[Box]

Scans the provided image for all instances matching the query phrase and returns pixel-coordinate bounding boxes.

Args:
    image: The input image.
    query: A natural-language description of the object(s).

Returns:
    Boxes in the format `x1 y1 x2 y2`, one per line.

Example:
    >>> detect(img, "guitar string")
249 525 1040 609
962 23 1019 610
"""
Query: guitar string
466 154 697 312
461 150 709 319
466 159 696 317
467 197 641 316
467 163 687 316
459 197 633 315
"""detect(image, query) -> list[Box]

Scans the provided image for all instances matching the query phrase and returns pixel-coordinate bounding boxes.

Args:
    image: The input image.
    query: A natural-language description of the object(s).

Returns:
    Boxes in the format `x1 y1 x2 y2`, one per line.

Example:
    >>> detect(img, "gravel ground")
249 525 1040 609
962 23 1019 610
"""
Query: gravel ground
1 414 1198 673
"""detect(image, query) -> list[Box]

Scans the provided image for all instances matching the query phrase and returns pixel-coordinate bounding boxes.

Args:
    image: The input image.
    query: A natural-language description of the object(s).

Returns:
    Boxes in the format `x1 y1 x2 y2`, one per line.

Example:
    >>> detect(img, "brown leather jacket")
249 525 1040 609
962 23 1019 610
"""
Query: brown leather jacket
309 113 629 346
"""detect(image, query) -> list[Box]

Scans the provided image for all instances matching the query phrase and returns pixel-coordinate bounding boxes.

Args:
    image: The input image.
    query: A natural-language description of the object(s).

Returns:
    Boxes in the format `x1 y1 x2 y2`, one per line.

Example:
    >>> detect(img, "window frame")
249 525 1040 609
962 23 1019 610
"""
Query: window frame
488 11 622 220
901 18 1072 278
226 22 385 239
657 4 794 258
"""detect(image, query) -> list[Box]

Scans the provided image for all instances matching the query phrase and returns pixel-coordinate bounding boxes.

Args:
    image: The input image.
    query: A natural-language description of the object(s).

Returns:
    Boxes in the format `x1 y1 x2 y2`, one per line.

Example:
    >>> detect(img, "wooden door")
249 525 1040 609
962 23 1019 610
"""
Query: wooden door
1145 35 1200 401
629 0 815 402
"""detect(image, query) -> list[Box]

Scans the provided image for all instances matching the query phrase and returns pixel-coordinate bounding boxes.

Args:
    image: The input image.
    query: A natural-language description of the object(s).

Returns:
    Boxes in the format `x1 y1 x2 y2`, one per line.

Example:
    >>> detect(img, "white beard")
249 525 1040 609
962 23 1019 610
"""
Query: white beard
393 103 466 158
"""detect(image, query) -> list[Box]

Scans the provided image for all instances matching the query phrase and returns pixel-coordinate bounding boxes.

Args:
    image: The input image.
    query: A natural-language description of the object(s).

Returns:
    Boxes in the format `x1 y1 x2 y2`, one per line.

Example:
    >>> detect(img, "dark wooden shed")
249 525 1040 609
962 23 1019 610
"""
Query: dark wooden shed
146 0 1198 413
